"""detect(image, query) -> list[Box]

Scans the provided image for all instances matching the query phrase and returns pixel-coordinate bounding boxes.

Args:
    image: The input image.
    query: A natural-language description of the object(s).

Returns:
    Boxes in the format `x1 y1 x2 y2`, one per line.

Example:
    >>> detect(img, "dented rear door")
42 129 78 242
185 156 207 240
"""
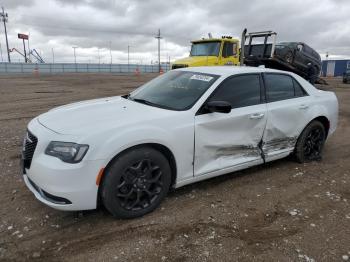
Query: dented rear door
262 73 312 161
194 74 267 176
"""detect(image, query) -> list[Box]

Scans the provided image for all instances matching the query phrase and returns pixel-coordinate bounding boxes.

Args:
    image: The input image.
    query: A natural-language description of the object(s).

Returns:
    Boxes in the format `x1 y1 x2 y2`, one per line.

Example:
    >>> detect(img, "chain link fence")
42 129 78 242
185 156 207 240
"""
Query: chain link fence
0 63 171 74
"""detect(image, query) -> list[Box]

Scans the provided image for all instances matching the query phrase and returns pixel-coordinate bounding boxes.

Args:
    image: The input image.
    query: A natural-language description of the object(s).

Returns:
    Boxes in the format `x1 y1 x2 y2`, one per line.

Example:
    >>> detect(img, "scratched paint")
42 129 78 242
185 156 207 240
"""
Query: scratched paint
215 145 262 158
262 136 298 154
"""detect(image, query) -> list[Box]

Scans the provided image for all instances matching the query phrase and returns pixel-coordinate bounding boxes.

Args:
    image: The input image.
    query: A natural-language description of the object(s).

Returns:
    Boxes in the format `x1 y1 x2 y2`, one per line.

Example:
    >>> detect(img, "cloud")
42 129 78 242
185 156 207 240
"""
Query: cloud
1 0 350 63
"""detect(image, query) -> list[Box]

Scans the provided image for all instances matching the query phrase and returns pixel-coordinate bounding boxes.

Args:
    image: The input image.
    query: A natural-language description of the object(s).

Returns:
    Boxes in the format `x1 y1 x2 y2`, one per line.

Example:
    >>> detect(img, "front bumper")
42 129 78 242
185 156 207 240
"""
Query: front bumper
22 118 105 211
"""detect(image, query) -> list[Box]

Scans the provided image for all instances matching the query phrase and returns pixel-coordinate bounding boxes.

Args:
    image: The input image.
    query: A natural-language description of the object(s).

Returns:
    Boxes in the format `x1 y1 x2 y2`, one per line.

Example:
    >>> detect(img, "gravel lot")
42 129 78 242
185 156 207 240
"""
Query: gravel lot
0 74 349 262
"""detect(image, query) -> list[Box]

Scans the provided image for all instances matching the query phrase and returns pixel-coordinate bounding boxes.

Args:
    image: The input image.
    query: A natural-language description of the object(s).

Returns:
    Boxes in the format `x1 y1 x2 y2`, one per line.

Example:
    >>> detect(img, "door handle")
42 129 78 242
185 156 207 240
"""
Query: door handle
249 113 264 119
299 104 309 110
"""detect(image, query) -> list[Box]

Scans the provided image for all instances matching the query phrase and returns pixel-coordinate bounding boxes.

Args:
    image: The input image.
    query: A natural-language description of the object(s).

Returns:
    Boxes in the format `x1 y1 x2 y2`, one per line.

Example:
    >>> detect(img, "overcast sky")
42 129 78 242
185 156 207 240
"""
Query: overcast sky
1 0 350 64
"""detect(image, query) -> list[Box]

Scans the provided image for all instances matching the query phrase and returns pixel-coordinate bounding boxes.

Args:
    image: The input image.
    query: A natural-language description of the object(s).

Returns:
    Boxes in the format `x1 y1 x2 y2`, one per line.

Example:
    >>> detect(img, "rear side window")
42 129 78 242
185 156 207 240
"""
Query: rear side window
209 74 261 108
293 79 307 97
265 74 307 102
265 74 295 102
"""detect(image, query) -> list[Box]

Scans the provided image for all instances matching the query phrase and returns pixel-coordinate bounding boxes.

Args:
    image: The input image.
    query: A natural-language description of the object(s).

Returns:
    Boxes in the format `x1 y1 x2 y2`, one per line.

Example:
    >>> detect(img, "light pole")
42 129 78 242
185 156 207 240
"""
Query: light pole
27 32 31 61
109 41 112 64
0 42 3 62
1 6 10 63
127 45 130 72
72 46 77 72
52 48 55 63
155 29 162 73
98 48 101 64
72 46 77 64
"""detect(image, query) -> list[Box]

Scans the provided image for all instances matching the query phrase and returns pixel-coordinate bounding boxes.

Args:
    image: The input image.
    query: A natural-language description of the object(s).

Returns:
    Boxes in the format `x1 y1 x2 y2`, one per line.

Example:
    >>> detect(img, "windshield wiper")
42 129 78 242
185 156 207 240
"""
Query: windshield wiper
129 97 159 107
128 97 174 110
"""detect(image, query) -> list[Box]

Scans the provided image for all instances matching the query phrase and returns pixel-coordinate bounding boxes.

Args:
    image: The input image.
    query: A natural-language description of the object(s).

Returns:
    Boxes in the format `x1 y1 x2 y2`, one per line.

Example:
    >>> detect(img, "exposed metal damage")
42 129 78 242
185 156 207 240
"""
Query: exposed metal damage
215 145 262 158
262 137 298 154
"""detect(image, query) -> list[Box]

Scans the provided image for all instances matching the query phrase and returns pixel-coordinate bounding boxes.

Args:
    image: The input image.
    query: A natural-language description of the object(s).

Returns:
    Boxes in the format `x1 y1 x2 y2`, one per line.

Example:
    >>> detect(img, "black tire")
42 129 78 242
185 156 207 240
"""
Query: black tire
295 121 326 163
284 51 293 64
101 147 171 218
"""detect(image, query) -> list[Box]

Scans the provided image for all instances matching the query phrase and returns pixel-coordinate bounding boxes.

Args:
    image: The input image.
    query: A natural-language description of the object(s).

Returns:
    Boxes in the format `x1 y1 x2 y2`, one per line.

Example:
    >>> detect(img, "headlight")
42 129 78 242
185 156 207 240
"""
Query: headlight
45 141 89 163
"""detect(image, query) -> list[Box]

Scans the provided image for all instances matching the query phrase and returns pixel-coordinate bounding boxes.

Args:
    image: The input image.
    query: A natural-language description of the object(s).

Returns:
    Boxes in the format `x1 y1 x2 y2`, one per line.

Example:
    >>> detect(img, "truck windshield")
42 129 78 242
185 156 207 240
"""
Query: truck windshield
128 71 219 110
190 42 221 56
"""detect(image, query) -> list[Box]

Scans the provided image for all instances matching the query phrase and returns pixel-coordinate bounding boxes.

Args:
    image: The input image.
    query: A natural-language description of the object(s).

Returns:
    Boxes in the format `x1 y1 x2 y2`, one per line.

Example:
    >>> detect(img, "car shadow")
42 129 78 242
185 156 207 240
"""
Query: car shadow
69 155 294 220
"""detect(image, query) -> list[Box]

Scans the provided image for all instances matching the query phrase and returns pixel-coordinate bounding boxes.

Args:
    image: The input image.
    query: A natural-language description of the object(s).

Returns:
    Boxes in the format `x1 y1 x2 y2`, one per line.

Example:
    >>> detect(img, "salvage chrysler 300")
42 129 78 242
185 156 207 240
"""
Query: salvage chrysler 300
21 67 338 218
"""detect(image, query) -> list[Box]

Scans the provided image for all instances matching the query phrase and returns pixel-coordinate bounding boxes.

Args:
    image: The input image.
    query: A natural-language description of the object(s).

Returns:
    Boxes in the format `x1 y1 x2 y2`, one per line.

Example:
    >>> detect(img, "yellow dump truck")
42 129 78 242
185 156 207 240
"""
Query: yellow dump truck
172 36 240 69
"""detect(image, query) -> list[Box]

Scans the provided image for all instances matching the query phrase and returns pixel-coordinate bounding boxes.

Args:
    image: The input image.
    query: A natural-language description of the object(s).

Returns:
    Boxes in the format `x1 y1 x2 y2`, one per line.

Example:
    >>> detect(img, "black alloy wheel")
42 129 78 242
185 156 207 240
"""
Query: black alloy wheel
101 147 171 218
117 159 163 211
303 126 325 160
295 121 326 163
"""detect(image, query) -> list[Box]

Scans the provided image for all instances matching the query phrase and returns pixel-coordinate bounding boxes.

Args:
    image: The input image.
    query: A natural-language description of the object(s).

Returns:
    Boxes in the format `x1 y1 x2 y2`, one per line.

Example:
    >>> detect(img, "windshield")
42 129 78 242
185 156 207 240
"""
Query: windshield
190 42 221 56
128 71 219 110
277 42 297 48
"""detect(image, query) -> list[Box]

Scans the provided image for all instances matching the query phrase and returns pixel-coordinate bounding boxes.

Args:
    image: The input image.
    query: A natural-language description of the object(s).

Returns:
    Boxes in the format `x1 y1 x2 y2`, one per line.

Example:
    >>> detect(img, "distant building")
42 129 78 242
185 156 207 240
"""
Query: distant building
321 60 350 77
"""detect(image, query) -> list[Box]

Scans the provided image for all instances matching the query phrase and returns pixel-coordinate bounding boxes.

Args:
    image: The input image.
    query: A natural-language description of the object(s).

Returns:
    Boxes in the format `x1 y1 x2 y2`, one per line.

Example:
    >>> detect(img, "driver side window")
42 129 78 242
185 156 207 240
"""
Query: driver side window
208 74 262 109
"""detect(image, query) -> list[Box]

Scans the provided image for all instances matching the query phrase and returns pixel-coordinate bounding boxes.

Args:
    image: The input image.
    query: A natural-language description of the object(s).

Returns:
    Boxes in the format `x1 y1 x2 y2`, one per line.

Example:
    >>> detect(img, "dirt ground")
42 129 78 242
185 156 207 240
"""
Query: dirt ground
0 73 349 262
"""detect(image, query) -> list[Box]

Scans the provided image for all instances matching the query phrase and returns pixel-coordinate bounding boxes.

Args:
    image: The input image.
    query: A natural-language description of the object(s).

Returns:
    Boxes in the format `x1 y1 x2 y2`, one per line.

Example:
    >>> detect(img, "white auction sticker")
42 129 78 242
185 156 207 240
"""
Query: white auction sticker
190 74 213 82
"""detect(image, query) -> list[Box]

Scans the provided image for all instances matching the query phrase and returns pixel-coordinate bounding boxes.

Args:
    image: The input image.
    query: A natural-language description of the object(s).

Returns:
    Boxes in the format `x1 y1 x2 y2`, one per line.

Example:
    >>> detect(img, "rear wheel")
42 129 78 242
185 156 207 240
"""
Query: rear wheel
101 147 171 218
295 121 326 163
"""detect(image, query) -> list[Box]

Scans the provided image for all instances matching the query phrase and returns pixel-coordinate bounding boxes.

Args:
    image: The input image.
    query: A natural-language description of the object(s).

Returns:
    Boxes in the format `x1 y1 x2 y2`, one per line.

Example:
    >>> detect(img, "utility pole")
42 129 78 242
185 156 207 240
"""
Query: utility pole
154 29 162 73
0 42 3 62
72 46 77 64
98 48 101 64
27 32 31 61
109 41 112 64
52 48 55 63
127 45 130 72
72 46 77 72
22 38 27 63
1 6 11 63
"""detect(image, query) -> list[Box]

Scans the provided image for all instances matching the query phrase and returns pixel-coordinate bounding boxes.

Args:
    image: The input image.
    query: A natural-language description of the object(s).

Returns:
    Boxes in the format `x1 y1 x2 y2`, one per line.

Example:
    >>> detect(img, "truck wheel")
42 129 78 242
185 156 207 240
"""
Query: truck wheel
284 51 293 64
295 121 326 163
101 147 172 218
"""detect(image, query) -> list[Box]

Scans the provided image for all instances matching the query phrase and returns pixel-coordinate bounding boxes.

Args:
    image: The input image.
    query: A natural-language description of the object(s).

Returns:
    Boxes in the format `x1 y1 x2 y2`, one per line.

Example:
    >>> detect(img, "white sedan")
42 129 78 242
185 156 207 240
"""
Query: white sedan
22 66 338 218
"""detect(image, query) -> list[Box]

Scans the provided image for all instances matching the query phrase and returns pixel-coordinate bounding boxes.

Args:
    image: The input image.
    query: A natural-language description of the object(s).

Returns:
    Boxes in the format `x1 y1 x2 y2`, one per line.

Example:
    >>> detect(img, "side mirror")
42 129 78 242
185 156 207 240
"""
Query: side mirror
206 101 231 113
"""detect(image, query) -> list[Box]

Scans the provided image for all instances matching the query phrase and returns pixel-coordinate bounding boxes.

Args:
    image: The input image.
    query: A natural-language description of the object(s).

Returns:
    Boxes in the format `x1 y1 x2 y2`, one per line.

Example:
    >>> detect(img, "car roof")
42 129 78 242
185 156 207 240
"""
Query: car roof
176 66 287 77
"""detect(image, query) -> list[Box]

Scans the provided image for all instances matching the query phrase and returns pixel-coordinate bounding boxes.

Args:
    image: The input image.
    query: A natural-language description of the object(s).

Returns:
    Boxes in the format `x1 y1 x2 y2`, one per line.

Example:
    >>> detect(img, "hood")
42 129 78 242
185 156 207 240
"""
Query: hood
38 96 175 135
173 56 219 67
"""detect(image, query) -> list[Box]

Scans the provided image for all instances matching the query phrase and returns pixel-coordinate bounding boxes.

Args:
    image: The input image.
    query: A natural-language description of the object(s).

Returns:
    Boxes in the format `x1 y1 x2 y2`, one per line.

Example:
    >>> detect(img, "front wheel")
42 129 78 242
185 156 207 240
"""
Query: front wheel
101 147 172 218
295 121 326 163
